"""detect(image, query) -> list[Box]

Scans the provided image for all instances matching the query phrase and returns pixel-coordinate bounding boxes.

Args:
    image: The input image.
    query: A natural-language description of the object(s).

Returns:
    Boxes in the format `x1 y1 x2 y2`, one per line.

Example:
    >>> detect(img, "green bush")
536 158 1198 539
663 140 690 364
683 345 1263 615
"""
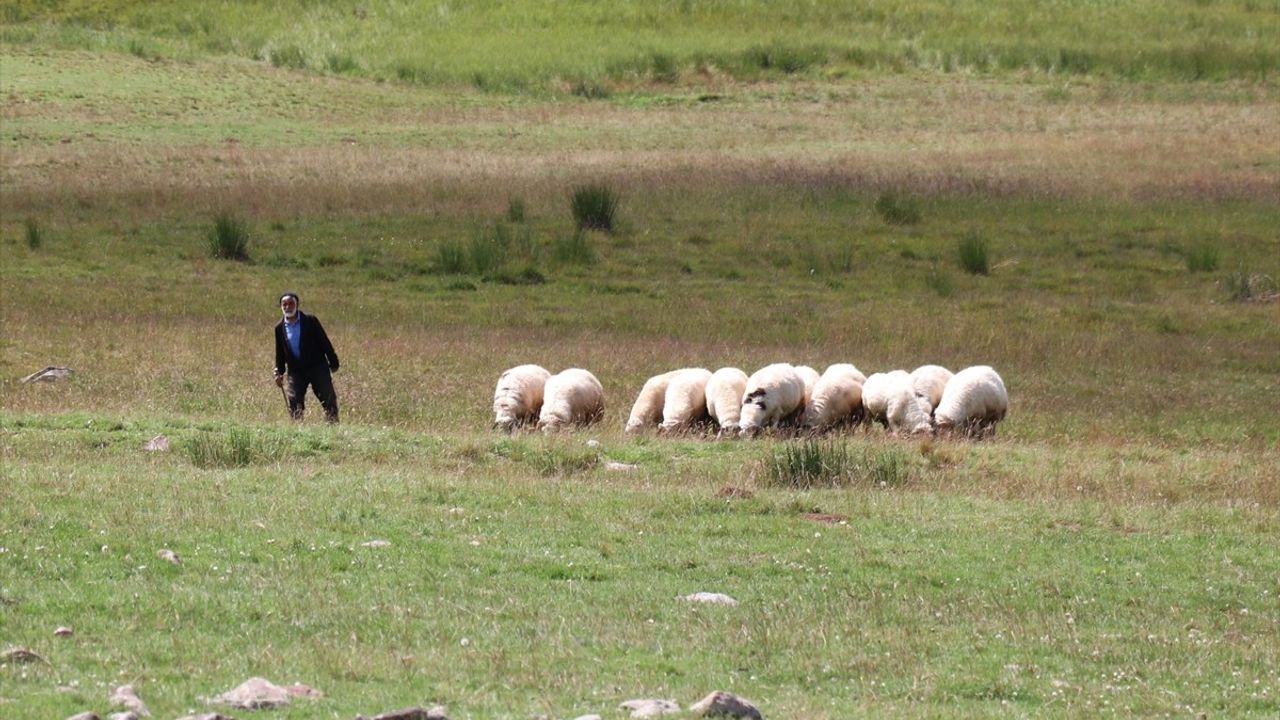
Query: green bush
207 213 251 261
957 232 990 275
506 198 526 223
570 184 620 232
24 218 42 249
874 191 922 225
764 440 913 489
185 427 278 468
1184 241 1220 273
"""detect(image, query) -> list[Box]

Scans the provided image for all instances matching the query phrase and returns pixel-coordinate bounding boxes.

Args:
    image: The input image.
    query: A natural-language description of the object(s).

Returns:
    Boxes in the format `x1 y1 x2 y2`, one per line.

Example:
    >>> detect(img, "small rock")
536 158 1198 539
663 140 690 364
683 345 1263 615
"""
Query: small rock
585 439 601 448
54 626 74 637
605 461 638 471
619 699 680 718
21 366 73 383
157 549 181 565
65 713 100 720
108 712 140 720
210 677 291 709
570 715 603 720
175 714 236 720
109 684 149 716
142 435 169 452
361 540 391 548
369 706 449 720
689 691 763 719
0 646 48 664
680 592 738 606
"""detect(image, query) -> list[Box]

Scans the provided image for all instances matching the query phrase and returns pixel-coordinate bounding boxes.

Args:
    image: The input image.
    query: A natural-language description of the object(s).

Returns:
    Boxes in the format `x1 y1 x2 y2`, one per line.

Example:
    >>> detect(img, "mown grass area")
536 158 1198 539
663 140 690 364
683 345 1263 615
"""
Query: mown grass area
2 8 1279 718
2 0 1277 88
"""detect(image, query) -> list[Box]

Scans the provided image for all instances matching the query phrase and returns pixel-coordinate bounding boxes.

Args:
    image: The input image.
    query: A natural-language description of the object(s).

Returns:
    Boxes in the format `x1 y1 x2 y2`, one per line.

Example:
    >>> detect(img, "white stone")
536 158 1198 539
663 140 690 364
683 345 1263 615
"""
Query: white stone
680 592 739 606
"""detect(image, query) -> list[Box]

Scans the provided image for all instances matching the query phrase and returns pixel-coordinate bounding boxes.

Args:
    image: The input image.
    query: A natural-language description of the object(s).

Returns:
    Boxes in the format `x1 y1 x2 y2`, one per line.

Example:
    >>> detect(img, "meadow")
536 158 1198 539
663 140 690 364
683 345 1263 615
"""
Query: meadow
2 2 1279 718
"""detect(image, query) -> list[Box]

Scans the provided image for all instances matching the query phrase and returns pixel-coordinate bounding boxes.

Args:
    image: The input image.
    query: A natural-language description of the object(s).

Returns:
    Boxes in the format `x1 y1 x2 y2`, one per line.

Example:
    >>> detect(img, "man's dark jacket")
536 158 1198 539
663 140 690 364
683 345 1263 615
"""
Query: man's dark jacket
274 311 339 377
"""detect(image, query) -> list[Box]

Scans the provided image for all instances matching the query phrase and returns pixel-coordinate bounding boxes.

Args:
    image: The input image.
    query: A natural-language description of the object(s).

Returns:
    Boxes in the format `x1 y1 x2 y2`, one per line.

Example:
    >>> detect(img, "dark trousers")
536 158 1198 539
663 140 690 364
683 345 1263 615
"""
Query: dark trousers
286 366 339 423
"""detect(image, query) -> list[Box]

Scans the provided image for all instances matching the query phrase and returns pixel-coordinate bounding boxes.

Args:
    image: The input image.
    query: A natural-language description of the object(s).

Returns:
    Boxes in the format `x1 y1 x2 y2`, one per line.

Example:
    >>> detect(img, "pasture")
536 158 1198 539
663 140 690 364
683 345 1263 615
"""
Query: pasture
2 2 1278 718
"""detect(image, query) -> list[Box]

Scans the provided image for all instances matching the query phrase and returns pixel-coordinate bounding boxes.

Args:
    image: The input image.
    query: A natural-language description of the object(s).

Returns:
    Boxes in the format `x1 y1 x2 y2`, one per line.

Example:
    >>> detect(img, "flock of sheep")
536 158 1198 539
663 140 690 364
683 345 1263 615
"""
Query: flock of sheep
492 362 1009 439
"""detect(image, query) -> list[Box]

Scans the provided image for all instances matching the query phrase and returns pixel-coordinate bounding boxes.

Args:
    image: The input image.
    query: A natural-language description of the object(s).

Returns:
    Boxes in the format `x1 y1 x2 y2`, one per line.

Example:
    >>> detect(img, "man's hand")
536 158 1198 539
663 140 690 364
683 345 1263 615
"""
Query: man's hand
274 374 284 388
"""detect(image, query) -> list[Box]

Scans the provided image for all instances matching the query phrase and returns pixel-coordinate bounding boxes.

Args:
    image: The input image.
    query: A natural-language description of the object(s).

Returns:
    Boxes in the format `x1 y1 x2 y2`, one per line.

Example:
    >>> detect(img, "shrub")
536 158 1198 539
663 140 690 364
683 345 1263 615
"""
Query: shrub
506 198 526 223
764 440 913 489
874 191 922 225
552 230 597 265
570 184 620 232
207 213 251 261
1184 241 1220 273
957 232 990 275
185 427 278 468
435 238 468 274
24 218 41 249
1224 264 1278 303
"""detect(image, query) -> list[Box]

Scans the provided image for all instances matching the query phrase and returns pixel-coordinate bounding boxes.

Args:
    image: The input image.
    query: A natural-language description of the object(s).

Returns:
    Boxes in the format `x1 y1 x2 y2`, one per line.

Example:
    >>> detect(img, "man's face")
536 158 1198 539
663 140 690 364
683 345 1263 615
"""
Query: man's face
281 296 298 318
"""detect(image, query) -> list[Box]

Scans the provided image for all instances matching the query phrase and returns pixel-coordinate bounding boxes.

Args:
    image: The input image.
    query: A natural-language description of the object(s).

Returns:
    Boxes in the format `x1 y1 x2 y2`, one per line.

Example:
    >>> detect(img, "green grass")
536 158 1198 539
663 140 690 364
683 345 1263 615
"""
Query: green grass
1 12 1278 719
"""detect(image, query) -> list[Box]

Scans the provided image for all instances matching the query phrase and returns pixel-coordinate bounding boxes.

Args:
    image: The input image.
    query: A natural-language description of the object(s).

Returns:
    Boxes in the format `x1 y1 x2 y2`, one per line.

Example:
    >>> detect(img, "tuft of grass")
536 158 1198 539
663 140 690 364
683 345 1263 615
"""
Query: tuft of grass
468 229 507 276
874 191 922 225
207 212 251 261
184 427 278 468
551 230 597 265
571 79 612 99
570 184 620 233
24 218 42 249
435 238 468 274
325 52 357 74
506 197 526 223
764 440 914 489
1184 240 1220 273
1224 264 1278 303
925 264 955 297
957 232 990 275
269 44 307 70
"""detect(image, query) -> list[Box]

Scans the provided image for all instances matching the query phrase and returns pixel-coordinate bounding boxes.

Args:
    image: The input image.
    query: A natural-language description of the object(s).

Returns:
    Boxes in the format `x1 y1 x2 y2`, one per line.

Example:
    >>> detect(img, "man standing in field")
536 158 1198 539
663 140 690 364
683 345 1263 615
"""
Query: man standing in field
273 291 341 423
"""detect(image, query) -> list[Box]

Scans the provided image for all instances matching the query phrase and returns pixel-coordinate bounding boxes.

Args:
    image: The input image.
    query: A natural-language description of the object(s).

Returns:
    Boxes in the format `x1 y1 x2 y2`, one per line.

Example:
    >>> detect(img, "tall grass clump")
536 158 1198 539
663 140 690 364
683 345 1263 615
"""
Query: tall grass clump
552 230 597 265
24 218 42 249
570 184 620 233
1224 263 1278 303
957 232 990 275
269 45 307 70
185 427 277 468
1184 240 1220 273
506 198 526 223
207 213 251 261
765 440 913 489
874 191 922 225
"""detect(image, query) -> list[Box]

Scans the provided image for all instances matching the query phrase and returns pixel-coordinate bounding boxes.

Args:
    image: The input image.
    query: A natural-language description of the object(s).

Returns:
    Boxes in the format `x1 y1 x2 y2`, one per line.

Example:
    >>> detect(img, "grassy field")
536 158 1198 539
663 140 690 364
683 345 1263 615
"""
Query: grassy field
2 3 1279 718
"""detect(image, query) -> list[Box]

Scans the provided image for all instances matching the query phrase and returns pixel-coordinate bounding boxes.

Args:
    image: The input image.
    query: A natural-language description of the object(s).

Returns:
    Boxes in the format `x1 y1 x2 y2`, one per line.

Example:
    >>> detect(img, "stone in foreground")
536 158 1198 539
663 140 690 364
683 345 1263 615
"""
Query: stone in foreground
619 699 680 718
680 592 739 605
689 691 763 719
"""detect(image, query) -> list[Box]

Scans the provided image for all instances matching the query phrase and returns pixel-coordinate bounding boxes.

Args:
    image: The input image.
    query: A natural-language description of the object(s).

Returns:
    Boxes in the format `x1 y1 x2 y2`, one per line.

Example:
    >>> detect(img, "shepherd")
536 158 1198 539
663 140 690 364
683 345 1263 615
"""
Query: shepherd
273 291 341 423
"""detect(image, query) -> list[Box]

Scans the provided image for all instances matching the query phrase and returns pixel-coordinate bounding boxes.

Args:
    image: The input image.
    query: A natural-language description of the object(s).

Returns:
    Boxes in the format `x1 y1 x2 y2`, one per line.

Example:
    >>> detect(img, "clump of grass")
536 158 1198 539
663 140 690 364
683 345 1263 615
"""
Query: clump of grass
506 198 526 223
744 43 824 74
435 238 468 274
1184 240 1220 273
957 232 990 275
1224 264 1278 303
24 218 42 249
325 52 357 74
571 80 611 99
185 427 278 468
528 443 600 477
269 45 307 70
570 184 620 232
925 264 955 297
468 229 507 275
487 265 546 285
764 440 913 489
207 213 251 261
552 230 597 265
874 191 922 225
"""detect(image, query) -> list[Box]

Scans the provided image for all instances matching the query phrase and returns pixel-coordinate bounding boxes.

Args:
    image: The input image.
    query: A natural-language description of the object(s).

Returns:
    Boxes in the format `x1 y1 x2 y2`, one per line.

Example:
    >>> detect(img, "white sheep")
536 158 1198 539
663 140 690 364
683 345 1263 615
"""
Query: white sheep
538 368 605 433
704 367 749 435
492 364 551 431
659 368 714 433
794 365 821 408
910 364 954 416
624 370 679 434
738 363 806 437
862 370 932 436
802 363 866 430
934 365 1008 439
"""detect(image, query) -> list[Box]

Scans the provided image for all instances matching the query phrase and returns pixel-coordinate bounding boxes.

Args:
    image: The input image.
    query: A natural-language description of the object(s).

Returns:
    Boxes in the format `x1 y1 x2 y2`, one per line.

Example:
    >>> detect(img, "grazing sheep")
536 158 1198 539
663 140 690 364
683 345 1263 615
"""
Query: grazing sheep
538 368 605 433
794 365 821 407
625 370 679 434
738 363 806 437
934 365 1008 439
802 363 866 430
862 370 932 436
705 367 749 435
659 368 714 433
910 364 954 415
492 364 551 431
